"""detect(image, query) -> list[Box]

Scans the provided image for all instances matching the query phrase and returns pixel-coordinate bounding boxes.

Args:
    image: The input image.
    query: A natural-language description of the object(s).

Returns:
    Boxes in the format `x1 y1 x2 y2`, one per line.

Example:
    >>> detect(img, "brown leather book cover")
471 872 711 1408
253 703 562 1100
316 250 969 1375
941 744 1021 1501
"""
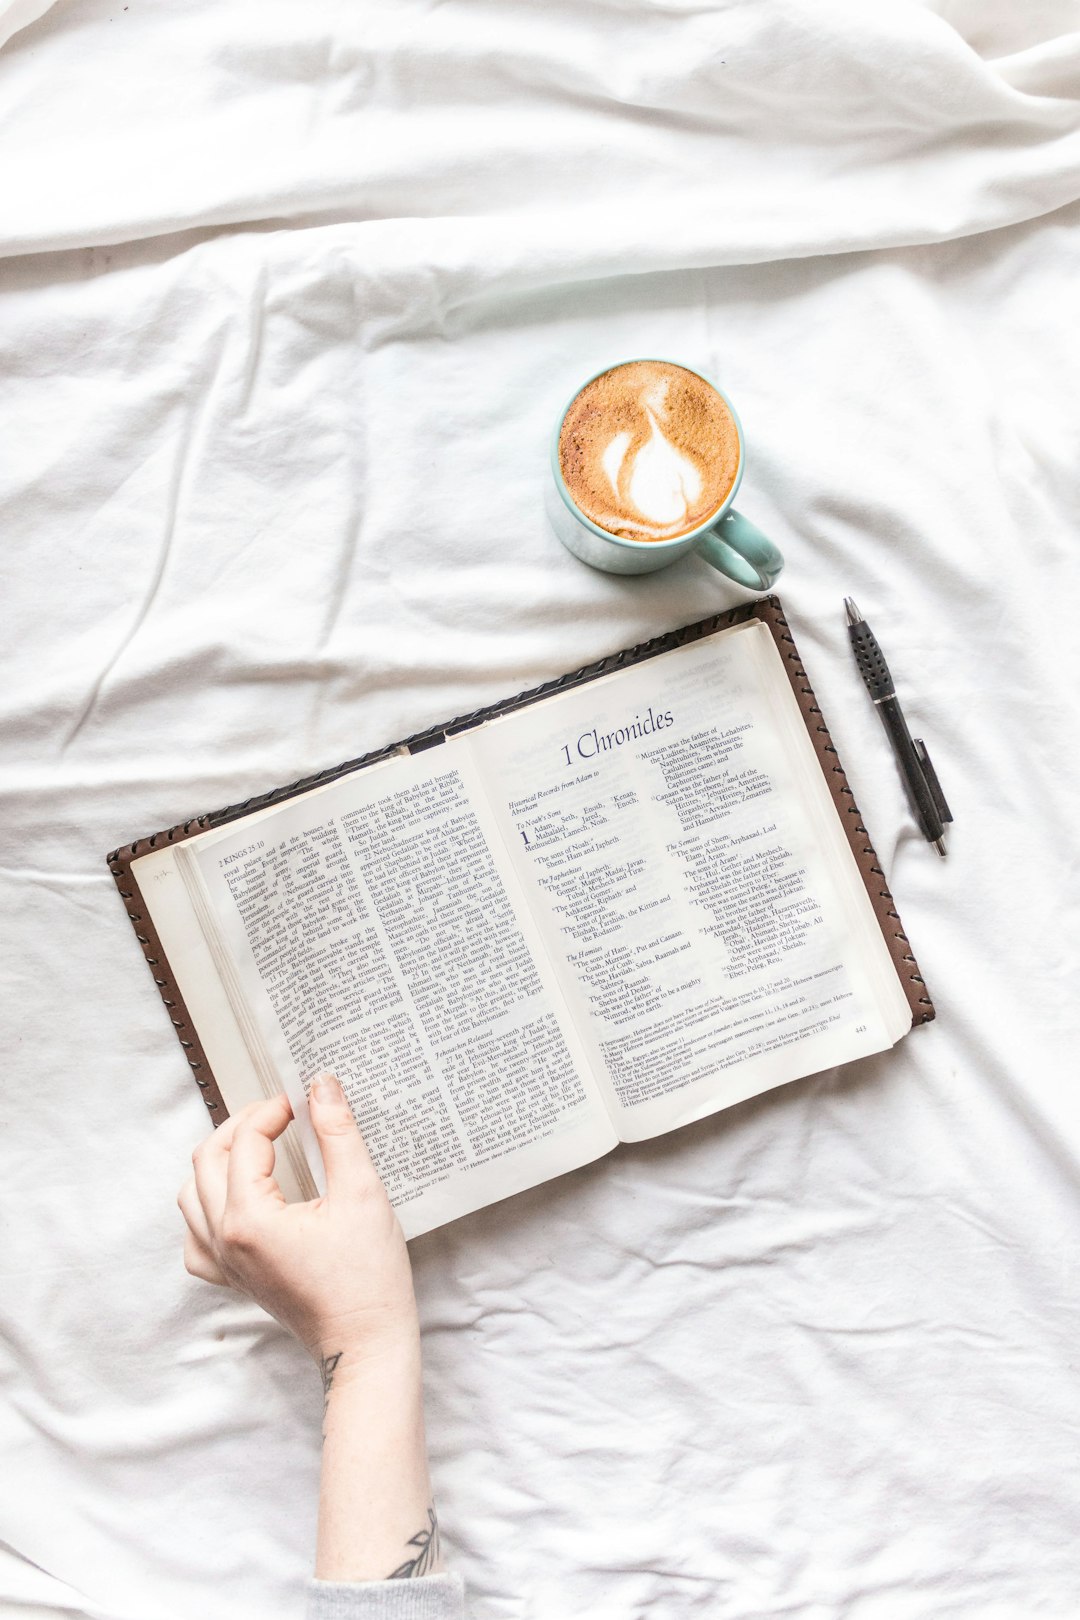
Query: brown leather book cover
106 597 934 1123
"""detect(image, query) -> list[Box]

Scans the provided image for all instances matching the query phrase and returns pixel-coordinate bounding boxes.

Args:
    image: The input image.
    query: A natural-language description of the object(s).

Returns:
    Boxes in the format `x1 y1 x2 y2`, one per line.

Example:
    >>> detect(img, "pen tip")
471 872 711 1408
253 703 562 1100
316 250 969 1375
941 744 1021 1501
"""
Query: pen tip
844 597 863 627
934 837 947 857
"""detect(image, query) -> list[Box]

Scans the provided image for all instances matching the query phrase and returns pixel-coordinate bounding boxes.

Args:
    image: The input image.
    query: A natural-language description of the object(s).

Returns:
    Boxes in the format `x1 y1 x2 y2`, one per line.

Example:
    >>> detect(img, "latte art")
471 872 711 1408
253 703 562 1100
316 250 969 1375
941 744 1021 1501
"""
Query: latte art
558 362 740 541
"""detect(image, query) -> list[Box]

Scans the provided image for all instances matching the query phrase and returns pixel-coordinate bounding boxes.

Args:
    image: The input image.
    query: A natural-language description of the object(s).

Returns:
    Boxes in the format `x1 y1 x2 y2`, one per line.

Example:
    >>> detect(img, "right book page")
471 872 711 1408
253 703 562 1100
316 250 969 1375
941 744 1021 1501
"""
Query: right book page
466 618 913 1144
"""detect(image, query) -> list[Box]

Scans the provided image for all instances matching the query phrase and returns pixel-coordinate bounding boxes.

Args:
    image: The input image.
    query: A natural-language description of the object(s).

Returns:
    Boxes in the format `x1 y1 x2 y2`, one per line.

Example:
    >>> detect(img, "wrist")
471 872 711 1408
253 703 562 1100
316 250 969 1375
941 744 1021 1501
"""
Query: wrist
316 1322 422 1416
311 1300 420 1373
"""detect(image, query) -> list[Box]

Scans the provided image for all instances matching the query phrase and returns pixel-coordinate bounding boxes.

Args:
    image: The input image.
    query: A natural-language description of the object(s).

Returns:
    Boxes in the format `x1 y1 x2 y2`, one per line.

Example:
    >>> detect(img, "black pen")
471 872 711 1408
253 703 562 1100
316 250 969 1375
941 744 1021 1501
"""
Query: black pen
844 598 952 857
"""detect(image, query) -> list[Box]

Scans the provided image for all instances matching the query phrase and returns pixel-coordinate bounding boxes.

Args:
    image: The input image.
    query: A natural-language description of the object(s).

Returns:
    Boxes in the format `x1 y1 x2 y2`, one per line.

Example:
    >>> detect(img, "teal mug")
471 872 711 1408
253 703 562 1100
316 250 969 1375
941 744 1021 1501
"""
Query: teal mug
547 359 783 591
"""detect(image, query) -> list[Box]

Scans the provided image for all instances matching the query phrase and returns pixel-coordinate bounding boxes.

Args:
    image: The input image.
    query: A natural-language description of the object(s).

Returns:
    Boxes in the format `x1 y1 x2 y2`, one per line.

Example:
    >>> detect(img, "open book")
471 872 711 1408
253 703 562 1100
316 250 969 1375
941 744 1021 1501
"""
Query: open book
109 602 931 1239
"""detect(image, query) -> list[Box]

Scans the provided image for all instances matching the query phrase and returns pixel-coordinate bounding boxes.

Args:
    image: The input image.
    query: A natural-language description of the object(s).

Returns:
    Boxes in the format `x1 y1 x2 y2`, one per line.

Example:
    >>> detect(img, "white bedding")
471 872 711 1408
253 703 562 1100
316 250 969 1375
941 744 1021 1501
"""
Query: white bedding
2 2 1078 1616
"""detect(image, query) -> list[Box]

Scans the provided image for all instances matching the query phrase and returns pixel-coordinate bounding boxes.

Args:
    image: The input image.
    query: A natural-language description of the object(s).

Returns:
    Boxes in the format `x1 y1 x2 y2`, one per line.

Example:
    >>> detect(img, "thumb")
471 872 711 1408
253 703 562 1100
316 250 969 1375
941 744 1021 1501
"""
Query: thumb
308 1073 379 1198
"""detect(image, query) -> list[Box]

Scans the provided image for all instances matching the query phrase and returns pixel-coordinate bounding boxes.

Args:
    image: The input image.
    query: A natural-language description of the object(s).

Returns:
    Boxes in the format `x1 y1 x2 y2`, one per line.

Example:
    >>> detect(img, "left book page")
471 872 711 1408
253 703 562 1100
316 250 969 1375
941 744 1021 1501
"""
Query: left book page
174 744 617 1239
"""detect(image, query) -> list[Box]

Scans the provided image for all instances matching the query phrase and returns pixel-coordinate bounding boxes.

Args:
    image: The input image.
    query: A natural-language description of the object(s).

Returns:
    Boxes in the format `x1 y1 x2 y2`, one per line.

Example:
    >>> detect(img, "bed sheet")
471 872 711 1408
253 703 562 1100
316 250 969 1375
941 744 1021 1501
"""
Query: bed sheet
1 2 1079 1617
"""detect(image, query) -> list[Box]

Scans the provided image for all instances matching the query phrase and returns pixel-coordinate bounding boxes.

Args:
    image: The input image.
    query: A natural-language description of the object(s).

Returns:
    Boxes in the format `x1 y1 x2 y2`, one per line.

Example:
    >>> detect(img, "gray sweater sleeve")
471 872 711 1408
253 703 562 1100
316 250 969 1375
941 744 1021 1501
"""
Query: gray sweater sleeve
306 1574 466 1619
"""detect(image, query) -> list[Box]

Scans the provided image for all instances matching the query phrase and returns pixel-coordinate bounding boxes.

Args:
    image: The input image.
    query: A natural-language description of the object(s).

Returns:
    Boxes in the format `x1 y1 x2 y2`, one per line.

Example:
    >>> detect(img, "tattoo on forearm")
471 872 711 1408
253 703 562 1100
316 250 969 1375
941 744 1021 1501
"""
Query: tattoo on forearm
319 1351 342 1433
389 1504 440 1579
317 1359 439 1578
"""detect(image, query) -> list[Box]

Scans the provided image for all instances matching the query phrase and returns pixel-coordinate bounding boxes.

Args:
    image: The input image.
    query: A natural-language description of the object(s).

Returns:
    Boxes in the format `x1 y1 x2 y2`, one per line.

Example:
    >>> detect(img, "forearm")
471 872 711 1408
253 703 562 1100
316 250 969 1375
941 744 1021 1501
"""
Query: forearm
316 1332 443 1583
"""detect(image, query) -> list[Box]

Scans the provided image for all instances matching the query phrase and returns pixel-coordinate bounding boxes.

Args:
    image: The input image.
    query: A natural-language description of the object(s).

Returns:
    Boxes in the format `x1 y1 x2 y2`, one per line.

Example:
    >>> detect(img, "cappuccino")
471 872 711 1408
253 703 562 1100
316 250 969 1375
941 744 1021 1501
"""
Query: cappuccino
558 361 740 542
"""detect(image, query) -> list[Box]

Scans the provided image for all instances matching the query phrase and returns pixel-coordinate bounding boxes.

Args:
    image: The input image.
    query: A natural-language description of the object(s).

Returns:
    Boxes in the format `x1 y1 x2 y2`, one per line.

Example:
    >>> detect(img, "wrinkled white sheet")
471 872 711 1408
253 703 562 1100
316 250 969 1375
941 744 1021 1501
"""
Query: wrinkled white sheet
2 2 1079 1616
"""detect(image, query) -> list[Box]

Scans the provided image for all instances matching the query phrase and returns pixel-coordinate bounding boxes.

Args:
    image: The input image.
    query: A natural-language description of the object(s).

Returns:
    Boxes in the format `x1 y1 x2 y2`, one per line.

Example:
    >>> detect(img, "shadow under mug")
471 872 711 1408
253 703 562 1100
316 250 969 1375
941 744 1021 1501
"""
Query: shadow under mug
548 361 783 592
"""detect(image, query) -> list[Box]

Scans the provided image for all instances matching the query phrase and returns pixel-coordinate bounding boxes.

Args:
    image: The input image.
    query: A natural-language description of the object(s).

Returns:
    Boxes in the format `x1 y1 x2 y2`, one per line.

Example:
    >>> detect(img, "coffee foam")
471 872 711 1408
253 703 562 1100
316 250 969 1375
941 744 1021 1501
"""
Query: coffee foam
558 362 740 541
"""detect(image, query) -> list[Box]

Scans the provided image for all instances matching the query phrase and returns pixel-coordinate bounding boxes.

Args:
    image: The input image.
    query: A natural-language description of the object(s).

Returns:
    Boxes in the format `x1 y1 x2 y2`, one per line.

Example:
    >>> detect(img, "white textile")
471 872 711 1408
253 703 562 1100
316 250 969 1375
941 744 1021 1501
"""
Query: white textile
2 2 1079 1617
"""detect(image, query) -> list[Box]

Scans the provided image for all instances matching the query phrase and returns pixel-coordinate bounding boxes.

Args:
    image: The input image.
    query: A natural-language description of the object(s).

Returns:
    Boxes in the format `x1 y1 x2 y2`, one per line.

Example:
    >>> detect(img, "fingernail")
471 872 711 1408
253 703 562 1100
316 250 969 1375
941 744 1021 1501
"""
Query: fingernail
311 1073 344 1105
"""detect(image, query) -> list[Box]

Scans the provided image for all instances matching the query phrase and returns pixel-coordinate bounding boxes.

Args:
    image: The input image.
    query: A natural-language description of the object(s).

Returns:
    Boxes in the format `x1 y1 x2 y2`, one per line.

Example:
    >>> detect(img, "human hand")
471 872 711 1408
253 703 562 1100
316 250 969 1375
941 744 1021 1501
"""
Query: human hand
177 1074 418 1368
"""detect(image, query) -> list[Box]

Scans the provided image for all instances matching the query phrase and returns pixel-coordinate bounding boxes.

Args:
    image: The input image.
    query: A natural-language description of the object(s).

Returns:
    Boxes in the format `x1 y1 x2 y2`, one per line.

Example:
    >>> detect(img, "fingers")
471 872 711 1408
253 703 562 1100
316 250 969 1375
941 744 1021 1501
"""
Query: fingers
182 1095 296 1292
183 1227 227 1286
226 1094 293 1216
190 1117 234 1230
177 1175 213 1252
191 1094 293 1228
307 1072 380 1200
179 1176 226 1284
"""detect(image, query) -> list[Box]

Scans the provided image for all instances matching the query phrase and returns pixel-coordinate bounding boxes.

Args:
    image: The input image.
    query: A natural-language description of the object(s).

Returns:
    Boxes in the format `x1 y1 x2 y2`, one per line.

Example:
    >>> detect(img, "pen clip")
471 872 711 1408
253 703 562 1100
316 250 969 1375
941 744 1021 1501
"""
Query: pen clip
912 739 953 825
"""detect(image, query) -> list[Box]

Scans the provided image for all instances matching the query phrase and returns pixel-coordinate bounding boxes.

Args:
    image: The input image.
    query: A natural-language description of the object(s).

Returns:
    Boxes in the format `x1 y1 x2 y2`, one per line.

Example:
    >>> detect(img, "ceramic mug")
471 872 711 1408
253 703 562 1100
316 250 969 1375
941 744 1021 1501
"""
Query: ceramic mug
547 359 783 591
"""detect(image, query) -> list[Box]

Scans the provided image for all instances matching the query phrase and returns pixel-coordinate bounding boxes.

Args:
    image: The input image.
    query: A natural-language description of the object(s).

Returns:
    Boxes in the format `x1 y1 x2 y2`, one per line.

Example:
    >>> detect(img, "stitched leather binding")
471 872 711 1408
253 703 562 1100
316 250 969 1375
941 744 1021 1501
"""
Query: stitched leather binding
107 817 224 1116
106 597 933 1123
752 598 934 1025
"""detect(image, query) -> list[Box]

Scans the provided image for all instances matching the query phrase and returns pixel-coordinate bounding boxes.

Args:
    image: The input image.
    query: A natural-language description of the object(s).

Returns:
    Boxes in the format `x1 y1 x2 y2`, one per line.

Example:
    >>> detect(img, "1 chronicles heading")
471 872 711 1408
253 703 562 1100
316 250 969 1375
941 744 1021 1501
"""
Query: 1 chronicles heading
560 705 675 766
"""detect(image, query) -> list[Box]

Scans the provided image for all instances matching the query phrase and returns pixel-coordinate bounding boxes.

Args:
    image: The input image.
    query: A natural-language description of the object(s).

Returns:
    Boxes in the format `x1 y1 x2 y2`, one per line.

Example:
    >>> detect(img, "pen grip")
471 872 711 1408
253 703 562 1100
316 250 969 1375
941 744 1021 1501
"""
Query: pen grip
848 621 894 702
877 697 944 841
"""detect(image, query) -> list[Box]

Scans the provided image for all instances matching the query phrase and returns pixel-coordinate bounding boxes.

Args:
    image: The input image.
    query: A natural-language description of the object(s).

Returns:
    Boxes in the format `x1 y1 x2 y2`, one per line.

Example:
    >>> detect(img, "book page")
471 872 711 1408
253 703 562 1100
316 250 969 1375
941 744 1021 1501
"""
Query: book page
132 839 313 1203
130 771 368 1204
177 746 616 1239
467 620 912 1142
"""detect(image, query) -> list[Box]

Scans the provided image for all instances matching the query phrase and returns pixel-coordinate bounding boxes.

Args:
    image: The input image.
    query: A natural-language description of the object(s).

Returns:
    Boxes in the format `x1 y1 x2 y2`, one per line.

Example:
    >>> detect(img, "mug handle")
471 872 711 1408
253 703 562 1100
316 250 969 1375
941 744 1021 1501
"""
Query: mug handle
696 508 784 592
